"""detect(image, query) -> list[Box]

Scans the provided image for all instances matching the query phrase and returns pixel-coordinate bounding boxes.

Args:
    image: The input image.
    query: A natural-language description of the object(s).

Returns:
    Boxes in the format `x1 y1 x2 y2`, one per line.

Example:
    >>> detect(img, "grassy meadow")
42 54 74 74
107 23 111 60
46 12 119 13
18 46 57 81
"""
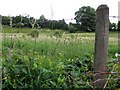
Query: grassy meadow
2 25 120 89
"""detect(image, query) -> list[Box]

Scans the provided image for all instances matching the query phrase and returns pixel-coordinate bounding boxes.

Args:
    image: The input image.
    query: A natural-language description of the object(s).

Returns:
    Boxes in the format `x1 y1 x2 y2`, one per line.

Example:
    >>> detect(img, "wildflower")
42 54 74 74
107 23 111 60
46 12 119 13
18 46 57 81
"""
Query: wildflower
3 77 7 80
34 63 37 68
29 50 31 52
115 53 120 57
34 51 37 54
71 59 74 62
59 53 62 56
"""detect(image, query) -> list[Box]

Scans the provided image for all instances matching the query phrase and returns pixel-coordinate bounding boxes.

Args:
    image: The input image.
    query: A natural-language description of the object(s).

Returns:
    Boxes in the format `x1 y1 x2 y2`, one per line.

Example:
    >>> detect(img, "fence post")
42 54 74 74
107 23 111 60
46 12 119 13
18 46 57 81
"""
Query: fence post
94 5 109 88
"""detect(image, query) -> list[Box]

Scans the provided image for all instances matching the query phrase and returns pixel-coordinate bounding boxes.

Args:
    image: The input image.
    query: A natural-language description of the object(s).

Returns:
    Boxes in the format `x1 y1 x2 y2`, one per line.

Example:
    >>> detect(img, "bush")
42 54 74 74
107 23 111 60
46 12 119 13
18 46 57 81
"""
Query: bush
68 25 77 33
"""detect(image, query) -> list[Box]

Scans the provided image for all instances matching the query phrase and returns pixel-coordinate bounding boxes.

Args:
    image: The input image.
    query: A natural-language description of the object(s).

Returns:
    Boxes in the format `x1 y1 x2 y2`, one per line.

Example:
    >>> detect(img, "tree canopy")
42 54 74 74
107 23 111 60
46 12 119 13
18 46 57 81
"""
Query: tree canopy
74 6 96 32
2 15 68 30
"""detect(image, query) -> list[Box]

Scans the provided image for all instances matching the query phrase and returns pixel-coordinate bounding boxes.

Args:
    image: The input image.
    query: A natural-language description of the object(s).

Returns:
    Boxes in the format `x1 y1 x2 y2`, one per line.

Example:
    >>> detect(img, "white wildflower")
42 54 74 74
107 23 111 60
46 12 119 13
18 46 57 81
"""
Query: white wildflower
115 53 120 57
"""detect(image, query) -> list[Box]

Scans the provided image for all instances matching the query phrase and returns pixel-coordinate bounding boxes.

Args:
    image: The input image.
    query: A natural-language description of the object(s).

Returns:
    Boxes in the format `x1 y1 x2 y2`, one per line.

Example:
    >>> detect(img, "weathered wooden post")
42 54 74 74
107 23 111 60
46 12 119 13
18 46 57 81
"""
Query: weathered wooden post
94 5 109 88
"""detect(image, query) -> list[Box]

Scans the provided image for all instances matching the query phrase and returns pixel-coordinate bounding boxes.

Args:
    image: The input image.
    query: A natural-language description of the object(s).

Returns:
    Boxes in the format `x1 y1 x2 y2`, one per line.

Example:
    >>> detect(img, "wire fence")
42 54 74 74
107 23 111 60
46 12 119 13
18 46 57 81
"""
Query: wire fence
0 11 120 88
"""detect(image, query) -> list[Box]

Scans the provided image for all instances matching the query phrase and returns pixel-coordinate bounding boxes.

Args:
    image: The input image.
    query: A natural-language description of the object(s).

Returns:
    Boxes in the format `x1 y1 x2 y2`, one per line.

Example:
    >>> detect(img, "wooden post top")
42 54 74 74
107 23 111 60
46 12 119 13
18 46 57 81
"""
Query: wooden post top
97 4 109 10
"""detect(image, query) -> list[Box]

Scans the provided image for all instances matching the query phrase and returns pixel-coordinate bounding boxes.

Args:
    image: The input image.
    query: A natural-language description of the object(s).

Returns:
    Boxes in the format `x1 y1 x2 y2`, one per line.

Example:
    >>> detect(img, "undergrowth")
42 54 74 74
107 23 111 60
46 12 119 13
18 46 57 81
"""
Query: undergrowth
2 29 119 89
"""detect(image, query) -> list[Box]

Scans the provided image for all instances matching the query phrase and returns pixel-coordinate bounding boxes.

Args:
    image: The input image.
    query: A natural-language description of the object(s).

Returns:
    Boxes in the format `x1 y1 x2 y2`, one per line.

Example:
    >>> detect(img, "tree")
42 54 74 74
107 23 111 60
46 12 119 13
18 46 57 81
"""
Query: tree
2 16 10 25
37 15 47 28
39 15 46 22
58 19 68 30
74 6 96 32
12 15 30 28
2 15 68 30
22 16 30 28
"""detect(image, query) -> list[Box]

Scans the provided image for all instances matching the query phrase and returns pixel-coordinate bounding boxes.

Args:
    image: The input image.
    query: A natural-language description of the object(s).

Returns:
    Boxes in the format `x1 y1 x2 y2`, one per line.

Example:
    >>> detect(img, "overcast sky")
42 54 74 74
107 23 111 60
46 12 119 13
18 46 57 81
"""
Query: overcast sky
0 0 119 23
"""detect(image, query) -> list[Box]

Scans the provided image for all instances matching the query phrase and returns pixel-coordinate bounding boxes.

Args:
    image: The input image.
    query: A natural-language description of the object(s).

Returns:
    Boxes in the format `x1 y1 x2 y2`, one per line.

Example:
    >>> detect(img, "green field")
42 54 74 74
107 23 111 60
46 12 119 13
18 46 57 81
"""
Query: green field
2 26 120 89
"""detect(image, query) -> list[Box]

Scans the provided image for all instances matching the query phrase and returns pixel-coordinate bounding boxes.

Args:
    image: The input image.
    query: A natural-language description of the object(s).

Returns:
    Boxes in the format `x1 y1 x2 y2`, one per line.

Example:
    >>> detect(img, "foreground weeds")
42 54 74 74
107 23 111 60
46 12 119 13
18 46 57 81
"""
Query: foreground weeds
2 31 119 89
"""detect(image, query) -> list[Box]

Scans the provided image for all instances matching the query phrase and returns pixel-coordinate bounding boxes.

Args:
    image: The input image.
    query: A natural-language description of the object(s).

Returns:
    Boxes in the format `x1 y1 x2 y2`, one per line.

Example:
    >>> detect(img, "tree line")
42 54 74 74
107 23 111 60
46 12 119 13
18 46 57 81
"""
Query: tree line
2 6 118 32
2 15 68 30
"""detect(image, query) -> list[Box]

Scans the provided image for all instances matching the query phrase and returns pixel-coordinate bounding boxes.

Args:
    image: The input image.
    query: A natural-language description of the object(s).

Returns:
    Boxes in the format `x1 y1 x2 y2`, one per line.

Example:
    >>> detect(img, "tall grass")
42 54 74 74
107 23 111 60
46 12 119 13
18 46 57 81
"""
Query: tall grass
2 26 119 89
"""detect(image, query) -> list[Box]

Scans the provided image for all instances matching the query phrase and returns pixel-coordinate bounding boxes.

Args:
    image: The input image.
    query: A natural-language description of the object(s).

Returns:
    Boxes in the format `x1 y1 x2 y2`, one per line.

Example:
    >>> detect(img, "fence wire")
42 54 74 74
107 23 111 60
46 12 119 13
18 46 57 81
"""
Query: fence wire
1 15 120 89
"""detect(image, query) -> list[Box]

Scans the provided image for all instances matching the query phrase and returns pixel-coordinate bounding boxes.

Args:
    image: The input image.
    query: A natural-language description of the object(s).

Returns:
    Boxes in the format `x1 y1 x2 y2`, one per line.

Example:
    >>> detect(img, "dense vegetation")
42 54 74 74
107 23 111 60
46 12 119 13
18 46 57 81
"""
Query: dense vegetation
2 26 120 89
1 5 120 89
1 6 118 32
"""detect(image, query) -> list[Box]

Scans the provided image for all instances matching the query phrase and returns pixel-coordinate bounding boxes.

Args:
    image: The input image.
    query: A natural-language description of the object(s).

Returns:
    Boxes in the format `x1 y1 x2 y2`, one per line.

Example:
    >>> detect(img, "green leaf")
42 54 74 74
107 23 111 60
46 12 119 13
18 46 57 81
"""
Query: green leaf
21 68 27 74
14 68 20 74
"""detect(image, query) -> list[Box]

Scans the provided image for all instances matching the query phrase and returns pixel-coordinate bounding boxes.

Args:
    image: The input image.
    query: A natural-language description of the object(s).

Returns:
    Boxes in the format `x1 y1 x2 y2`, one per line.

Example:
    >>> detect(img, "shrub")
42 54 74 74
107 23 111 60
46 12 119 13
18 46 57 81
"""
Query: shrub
68 25 77 33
